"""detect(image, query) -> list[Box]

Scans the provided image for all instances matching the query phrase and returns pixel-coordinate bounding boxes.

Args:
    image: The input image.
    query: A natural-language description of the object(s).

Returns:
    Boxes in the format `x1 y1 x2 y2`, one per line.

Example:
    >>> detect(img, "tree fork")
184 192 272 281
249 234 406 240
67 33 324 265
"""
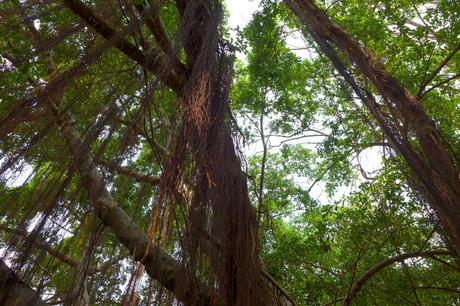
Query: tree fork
18 1 297 304
63 0 184 92
10 18 210 303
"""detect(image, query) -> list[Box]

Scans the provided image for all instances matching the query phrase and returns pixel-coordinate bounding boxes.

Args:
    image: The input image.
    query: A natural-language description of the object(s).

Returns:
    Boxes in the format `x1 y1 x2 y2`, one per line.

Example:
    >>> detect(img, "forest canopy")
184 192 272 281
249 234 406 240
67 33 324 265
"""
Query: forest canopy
0 0 459 305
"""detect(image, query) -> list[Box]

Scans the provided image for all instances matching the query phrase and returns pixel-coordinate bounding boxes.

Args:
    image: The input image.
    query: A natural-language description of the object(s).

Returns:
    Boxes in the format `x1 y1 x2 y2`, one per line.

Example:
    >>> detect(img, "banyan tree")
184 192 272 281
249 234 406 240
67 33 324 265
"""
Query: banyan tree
0 0 459 305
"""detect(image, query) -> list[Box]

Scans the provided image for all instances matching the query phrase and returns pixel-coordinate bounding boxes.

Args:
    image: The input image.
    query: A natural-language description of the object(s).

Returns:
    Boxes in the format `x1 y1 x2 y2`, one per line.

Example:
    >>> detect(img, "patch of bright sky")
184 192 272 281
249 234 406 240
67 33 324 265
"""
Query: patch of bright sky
225 0 383 204
226 0 261 34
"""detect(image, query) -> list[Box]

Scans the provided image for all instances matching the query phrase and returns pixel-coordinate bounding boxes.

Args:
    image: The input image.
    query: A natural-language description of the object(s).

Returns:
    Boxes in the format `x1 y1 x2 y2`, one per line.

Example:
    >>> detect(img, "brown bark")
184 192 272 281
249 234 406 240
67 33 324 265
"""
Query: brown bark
62 0 184 92
133 3 175 57
22 6 209 302
97 158 160 186
30 1 293 304
342 250 451 305
0 259 49 306
285 0 460 256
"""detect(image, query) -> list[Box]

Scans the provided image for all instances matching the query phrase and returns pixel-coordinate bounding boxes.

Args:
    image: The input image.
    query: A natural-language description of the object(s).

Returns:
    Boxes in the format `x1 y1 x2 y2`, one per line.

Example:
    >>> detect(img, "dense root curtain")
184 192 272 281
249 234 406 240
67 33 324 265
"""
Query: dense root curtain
0 0 295 304
159 1 274 304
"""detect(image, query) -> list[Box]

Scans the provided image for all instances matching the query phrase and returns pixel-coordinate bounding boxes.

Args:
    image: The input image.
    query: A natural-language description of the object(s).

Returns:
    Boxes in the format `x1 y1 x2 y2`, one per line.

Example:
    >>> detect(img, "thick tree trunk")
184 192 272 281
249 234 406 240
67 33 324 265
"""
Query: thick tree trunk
285 0 460 256
0 259 48 306
48 1 296 304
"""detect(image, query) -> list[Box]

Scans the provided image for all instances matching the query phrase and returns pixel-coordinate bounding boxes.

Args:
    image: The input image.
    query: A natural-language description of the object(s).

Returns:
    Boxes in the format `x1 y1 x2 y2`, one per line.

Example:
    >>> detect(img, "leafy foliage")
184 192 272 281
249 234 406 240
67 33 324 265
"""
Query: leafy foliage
0 0 459 305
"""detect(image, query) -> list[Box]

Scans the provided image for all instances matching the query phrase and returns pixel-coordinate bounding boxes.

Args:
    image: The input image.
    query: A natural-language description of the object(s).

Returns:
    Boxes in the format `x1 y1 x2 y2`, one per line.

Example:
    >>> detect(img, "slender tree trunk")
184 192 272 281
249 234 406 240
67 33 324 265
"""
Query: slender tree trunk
285 0 460 256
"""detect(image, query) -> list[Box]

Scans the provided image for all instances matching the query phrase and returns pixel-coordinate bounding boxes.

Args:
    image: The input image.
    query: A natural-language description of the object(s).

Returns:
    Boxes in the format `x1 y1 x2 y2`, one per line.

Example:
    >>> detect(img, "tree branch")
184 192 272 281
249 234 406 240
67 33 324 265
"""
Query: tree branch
418 73 460 99
0 224 79 268
97 158 160 186
131 2 186 77
62 0 183 92
341 250 452 305
133 3 175 57
23 16 207 303
418 42 460 97
0 224 127 275
286 0 460 257
50 107 210 305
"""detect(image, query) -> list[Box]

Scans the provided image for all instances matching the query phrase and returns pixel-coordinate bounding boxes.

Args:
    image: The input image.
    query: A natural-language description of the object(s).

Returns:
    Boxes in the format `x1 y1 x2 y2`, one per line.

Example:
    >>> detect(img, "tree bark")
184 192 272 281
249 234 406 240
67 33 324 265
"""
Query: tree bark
62 0 184 92
285 0 460 256
52 107 211 305
342 250 451 305
0 259 49 306
22 12 210 303
38 1 295 304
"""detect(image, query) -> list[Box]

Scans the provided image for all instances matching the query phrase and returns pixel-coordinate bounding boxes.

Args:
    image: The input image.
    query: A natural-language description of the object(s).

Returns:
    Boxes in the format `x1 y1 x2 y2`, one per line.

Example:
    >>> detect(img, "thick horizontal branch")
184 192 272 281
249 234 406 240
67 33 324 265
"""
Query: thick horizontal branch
342 250 452 305
0 259 48 306
97 158 160 186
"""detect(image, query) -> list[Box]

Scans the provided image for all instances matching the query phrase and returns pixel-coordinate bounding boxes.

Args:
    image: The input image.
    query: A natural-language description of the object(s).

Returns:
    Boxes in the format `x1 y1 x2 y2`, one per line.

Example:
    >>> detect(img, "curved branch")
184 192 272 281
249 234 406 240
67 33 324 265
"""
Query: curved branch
342 250 452 305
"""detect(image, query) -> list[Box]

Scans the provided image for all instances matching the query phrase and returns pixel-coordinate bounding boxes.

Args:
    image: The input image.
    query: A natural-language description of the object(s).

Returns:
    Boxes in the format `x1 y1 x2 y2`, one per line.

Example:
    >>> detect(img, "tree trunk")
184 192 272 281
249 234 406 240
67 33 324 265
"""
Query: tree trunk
285 0 460 256
25 0 298 304
0 259 48 306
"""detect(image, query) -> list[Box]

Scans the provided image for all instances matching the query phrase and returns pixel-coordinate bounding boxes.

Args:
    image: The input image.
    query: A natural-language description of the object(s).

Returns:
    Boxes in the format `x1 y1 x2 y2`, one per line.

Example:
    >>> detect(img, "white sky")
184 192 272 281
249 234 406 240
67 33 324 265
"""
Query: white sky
226 0 261 30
